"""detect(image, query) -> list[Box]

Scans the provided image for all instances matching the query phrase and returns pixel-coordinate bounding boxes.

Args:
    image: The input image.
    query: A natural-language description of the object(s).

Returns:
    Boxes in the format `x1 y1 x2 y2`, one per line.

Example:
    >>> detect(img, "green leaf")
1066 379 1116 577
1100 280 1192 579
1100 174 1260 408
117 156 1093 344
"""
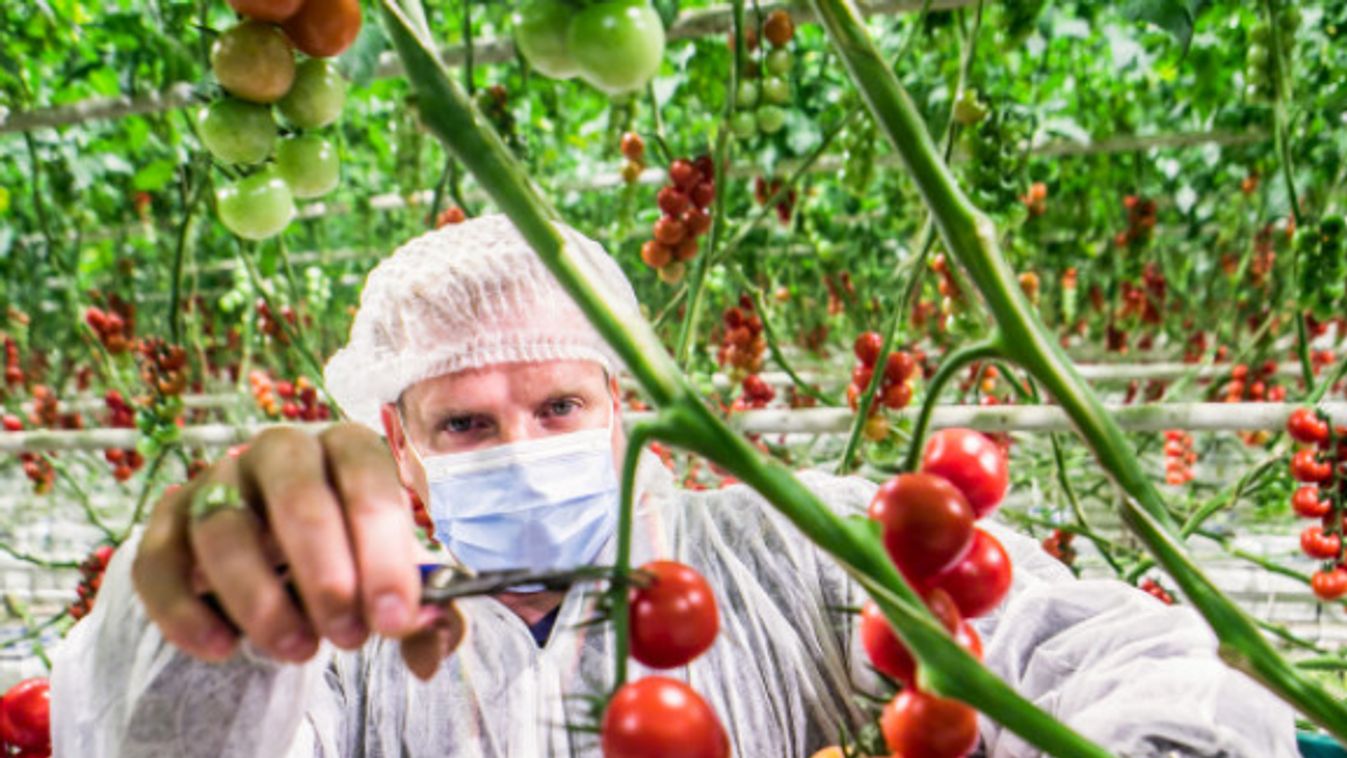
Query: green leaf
132 159 177 192
1123 0 1211 54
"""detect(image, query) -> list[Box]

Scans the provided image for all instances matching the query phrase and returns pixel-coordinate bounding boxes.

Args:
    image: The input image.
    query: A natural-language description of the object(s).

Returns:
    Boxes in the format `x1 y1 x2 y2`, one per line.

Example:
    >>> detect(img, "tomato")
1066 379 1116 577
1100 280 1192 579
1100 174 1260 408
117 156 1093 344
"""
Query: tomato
226 0 303 23
1300 525 1342 560
880 689 979 758
657 187 690 217
928 529 1012 618
765 49 792 76
641 240 672 268
731 111 757 139
762 76 790 105
1312 568 1347 600
863 415 890 442
736 80 760 108
513 0 580 79
809 748 845 758
689 181 715 210
1290 448 1332 483
620 132 645 162
921 428 1009 518
275 135 340 199
658 261 686 284
0 677 50 751
669 159 698 190
211 21 295 104
854 331 882 365
869 473 974 582
763 9 795 47
278 59 348 129
756 105 785 134
197 98 275 165
629 561 719 669
567 0 665 96
600 677 729 758
885 350 915 383
1287 407 1330 445
1292 486 1331 518
283 0 361 58
683 208 711 236
859 589 978 685
216 171 296 240
653 216 686 246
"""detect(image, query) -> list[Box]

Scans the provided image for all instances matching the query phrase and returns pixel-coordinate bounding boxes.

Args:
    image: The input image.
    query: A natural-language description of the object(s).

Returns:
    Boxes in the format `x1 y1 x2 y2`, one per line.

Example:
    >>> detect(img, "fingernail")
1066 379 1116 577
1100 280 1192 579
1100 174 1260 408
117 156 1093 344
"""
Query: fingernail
330 613 368 648
373 593 410 634
276 629 316 661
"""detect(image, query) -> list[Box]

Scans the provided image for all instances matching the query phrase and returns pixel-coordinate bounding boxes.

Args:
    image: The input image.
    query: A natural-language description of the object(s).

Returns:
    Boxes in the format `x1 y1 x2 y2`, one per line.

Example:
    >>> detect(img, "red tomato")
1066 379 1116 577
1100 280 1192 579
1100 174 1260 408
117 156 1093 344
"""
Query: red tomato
668 159 698 190
885 350 915 383
880 689 979 758
283 0 362 58
869 473 975 582
928 529 1012 619
629 561 719 669
1286 407 1329 446
0 677 50 751
921 428 1009 518
853 331 882 366
620 132 645 162
657 187 690 217
1290 449 1333 483
1311 568 1347 601
1292 486 1331 518
858 589 979 685
1300 526 1342 560
600 677 730 758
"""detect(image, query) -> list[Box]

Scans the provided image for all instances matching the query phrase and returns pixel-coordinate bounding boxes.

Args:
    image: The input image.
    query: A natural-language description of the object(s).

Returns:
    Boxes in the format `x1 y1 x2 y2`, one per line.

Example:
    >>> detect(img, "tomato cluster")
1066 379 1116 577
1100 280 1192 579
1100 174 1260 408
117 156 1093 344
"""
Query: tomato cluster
735 373 776 410
0 677 49 757
847 331 918 441
1019 181 1047 217
434 205 467 228
1221 361 1286 404
68 544 115 621
715 296 766 380
1163 429 1196 486
2 414 54 494
247 370 329 421
1115 194 1158 248
513 0 666 96
753 176 797 226
255 299 297 345
1294 217 1347 320
205 0 356 240
3 337 22 388
1138 578 1175 605
602 560 728 757
860 429 1011 758
407 489 437 546
640 154 715 285
85 302 135 355
730 10 796 139
1285 407 1347 600
1040 528 1076 568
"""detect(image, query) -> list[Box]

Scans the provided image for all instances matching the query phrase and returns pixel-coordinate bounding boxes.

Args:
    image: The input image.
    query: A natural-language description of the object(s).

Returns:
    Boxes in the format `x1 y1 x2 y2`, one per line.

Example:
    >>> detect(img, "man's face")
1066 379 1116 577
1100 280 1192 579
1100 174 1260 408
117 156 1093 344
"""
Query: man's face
382 359 623 500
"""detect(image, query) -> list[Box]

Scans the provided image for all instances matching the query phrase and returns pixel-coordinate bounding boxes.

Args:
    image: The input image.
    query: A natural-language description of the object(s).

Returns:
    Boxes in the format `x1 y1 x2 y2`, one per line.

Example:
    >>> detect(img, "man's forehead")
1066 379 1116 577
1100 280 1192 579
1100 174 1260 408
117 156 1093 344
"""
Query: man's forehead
402 360 609 410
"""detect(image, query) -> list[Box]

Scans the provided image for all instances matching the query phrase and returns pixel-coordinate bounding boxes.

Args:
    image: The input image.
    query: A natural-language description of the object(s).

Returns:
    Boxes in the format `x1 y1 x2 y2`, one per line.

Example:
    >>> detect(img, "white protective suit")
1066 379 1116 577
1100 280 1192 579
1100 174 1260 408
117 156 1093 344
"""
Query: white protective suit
51 452 1298 757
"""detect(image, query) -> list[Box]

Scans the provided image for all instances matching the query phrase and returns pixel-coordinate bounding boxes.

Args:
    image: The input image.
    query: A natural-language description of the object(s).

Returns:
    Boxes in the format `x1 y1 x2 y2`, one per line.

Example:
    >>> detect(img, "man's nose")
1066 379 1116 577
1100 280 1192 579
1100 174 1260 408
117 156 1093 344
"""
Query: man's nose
497 414 533 445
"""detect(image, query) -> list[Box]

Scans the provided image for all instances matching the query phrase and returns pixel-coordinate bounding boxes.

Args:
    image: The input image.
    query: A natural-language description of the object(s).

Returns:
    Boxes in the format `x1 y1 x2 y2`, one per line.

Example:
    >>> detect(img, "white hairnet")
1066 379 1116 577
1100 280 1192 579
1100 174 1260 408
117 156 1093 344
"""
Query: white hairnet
323 214 639 431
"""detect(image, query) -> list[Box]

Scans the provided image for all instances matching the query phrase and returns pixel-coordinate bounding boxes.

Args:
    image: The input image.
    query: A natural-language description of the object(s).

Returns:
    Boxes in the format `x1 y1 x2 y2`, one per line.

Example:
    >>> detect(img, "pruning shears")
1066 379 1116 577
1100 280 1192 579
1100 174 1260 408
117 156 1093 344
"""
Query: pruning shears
417 563 616 603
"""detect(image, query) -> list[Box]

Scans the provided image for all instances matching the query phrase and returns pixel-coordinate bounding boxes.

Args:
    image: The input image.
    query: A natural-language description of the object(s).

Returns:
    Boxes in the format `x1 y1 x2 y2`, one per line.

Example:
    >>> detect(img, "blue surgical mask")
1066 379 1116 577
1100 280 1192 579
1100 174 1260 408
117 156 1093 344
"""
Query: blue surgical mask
405 413 619 582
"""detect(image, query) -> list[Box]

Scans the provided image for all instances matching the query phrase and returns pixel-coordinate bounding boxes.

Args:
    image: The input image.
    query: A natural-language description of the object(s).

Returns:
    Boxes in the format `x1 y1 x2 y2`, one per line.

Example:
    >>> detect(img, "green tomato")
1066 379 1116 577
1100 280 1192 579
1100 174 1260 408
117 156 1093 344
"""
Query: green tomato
278 59 349 129
765 48 791 76
216 171 296 240
275 135 340 199
211 20 295 104
1246 43 1269 69
1250 24 1271 45
1280 6 1301 31
197 98 276 165
736 79 760 108
514 0 580 79
731 110 757 139
567 0 665 96
756 104 786 134
762 76 790 105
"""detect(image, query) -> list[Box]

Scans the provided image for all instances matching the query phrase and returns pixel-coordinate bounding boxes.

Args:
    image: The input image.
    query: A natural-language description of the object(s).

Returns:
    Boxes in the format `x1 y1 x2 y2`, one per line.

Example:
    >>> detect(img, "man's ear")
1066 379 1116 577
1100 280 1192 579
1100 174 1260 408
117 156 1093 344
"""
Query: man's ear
380 403 417 489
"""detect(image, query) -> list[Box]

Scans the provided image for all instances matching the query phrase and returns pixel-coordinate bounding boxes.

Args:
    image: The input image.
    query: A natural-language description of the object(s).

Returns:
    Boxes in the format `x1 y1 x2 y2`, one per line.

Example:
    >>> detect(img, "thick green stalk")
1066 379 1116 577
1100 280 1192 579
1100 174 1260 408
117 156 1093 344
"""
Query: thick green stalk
808 0 1347 740
610 420 670 690
899 337 1000 472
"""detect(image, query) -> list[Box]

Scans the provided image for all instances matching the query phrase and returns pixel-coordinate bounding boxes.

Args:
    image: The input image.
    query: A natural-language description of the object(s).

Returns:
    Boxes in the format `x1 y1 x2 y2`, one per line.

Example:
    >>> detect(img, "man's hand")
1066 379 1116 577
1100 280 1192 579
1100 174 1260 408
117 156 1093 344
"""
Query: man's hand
131 423 465 680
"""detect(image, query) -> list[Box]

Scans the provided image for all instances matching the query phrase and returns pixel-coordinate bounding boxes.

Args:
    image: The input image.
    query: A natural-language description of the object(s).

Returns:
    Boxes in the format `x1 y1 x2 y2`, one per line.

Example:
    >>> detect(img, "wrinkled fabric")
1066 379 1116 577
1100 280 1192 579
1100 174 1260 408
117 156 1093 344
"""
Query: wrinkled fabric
52 455 1298 757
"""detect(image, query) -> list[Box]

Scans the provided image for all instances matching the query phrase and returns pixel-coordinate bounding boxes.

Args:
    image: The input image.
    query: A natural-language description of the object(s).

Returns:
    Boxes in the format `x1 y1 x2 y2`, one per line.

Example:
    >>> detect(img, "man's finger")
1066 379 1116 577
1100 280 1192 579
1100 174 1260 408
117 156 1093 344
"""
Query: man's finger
399 603 466 681
188 458 319 663
240 427 366 650
320 424 420 637
132 475 238 662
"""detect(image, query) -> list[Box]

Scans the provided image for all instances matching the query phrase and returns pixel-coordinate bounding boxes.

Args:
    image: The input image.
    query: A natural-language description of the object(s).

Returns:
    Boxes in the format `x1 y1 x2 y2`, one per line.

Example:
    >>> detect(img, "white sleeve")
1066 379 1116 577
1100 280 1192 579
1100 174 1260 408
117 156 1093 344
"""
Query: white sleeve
975 524 1301 758
49 531 346 758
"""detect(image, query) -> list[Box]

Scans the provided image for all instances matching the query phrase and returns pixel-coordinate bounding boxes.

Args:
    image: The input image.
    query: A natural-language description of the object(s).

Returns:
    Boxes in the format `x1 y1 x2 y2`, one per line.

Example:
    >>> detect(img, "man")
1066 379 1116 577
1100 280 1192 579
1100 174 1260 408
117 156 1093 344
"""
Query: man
51 215 1296 756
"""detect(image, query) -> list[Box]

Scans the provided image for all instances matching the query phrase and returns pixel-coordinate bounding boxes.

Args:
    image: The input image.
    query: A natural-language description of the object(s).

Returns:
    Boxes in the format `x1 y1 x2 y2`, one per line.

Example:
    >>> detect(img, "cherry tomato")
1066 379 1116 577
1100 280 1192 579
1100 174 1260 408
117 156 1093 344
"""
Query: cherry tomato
657 187 690 217
1287 407 1330 446
1311 567 1347 601
683 207 711 236
885 350 915 383
283 0 362 58
653 216 686 246
669 159 698 190
0 677 50 752
512 0 580 79
226 0 303 22
762 9 795 47
928 529 1012 619
1300 525 1342 560
629 561 719 669
869 473 975 582
567 0 666 96
278 59 349 129
600 677 730 758
1290 448 1332 483
1292 486 1331 519
197 98 276 165
620 132 646 162
211 21 295 104
880 689 979 758
215 171 296 241
854 331 882 366
921 428 1009 518
275 135 340 199
858 589 979 685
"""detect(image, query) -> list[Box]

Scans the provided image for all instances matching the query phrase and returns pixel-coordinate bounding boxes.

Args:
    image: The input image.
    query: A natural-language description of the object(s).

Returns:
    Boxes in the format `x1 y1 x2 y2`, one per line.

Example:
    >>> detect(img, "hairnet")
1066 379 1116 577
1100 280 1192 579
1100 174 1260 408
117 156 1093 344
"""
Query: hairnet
323 214 639 431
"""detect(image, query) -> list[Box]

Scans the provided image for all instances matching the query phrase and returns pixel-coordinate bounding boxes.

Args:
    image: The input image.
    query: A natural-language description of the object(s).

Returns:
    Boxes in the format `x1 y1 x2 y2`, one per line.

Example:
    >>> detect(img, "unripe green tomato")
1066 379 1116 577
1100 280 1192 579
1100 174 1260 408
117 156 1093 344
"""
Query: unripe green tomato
216 171 296 240
567 0 666 96
513 0 580 79
278 59 349 129
211 20 295 104
197 98 276 164
275 135 340 198
1250 24 1271 45
756 104 786 134
762 76 790 105
765 48 791 76
731 110 757 139
736 79 760 108
1246 43 1269 68
1280 6 1301 32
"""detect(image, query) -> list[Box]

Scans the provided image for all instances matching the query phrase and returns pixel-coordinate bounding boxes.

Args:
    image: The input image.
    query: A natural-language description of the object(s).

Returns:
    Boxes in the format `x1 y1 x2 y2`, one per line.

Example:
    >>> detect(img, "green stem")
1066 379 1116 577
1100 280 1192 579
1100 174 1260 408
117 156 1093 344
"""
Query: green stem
0 542 79 570
1050 432 1124 575
899 338 1001 472
168 171 208 345
612 420 669 690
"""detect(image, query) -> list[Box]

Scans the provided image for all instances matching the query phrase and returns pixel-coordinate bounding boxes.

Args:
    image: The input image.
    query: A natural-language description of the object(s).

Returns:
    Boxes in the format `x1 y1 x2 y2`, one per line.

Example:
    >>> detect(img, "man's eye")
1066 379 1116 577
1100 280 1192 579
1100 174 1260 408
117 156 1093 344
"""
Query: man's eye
546 399 579 417
444 416 477 433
